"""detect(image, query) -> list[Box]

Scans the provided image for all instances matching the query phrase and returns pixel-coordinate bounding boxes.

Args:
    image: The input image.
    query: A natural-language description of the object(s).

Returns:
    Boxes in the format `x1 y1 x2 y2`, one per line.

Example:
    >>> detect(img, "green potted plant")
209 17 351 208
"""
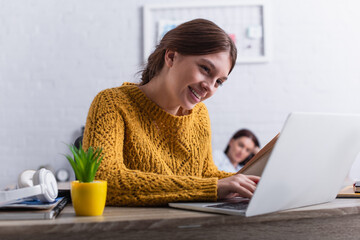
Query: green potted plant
65 144 107 216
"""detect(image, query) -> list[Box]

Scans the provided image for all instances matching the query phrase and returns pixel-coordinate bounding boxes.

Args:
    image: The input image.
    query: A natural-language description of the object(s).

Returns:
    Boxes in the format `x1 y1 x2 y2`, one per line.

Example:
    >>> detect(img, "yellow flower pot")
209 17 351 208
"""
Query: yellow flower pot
71 180 107 216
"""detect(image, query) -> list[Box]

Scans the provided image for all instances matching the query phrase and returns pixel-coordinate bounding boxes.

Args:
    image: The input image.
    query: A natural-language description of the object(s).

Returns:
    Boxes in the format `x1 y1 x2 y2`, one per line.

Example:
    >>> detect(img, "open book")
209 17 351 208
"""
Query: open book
237 133 280 176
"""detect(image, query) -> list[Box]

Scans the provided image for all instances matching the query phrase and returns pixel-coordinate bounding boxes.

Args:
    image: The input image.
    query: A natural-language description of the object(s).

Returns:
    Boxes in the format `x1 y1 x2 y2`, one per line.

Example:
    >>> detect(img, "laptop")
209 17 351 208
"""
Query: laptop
169 112 360 217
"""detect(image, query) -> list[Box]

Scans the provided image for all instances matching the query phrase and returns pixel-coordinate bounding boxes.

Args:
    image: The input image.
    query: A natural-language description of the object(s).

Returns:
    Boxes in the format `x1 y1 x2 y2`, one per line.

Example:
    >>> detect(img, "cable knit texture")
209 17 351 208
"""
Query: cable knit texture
82 82 233 206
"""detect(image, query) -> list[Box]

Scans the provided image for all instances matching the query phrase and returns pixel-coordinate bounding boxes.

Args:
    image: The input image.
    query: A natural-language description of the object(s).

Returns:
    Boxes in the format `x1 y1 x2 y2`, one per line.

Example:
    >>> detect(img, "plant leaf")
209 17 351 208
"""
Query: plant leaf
64 143 104 183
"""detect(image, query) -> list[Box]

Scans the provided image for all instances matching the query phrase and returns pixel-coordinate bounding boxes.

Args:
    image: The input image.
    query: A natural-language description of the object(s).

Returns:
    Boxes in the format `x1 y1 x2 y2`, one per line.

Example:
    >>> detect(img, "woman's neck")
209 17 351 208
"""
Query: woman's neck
227 154 238 168
138 77 188 116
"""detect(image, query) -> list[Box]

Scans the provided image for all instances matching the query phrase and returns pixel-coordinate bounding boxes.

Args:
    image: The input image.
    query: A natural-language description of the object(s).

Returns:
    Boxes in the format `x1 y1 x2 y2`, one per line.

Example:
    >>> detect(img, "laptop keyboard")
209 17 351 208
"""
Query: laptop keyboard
207 200 249 211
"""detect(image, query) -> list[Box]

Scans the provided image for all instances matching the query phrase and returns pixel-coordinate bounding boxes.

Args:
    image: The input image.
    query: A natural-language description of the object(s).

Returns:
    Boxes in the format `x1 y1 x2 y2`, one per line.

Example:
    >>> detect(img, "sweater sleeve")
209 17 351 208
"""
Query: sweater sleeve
199 105 234 179
201 137 235 179
83 91 220 206
203 147 234 179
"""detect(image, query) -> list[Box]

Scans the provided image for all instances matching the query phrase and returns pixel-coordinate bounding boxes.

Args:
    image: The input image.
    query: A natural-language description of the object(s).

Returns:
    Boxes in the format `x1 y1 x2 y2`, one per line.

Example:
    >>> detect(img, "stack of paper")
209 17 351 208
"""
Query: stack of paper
0 197 69 220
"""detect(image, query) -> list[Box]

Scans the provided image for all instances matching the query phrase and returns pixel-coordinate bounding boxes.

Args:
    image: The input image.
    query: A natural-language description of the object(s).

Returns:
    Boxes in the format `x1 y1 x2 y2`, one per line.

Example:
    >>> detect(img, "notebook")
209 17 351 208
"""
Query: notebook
0 197 69 220
169 112 360 217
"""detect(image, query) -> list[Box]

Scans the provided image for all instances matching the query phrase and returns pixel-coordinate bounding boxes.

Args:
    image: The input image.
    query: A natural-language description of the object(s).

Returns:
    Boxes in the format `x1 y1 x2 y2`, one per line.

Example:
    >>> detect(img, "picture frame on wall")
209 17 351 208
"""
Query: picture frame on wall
142 1 270 64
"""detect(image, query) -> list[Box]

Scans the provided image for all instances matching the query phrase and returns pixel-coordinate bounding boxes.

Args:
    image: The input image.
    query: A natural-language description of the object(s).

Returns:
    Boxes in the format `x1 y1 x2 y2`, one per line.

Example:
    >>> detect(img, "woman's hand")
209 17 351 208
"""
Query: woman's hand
253 146 260 155
217 174 260 200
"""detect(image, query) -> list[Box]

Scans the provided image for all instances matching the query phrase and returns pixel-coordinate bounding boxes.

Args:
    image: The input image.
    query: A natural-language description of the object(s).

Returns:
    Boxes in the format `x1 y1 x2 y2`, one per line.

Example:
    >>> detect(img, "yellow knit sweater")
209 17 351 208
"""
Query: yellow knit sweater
82 82 233 206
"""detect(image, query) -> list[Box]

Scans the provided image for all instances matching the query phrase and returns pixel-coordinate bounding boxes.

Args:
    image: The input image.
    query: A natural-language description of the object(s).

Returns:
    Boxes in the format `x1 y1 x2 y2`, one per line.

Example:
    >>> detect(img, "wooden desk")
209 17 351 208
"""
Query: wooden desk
1 198 360 240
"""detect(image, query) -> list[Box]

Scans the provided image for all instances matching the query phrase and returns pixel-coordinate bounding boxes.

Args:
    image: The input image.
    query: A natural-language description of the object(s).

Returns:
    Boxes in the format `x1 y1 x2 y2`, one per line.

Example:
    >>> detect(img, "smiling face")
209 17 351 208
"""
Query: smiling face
164 50 232 112
227 136 256 165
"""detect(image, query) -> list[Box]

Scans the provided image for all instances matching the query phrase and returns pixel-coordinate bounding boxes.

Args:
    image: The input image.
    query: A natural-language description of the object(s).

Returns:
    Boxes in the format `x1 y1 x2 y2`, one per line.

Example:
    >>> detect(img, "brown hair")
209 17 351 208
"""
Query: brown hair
140 18 237 85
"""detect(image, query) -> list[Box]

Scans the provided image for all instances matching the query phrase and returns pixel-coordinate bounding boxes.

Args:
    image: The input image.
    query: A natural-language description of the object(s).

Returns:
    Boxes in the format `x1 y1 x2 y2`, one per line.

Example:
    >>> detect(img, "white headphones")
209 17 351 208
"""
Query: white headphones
0 168 58 206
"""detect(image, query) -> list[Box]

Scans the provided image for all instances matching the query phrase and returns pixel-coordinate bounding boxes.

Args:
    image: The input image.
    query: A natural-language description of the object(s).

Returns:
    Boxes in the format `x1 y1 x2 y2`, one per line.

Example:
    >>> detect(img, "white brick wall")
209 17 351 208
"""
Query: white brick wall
0 0 360 188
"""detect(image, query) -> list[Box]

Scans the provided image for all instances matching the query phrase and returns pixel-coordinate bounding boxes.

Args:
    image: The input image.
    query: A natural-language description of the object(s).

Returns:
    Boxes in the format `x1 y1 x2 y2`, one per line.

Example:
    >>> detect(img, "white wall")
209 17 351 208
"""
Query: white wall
1 0 360 189
208 0 360 149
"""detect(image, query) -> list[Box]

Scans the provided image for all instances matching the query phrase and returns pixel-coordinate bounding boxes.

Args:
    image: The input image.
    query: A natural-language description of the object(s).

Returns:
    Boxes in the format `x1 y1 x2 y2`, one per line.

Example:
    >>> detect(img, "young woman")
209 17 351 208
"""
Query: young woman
82 19 260 206
213 129 260 173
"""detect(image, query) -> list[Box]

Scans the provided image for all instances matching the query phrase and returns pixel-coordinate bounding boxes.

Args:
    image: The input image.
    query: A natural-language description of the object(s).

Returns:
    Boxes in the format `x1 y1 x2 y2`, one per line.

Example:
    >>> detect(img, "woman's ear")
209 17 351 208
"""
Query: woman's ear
164 49 176 67
228 139 235 149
